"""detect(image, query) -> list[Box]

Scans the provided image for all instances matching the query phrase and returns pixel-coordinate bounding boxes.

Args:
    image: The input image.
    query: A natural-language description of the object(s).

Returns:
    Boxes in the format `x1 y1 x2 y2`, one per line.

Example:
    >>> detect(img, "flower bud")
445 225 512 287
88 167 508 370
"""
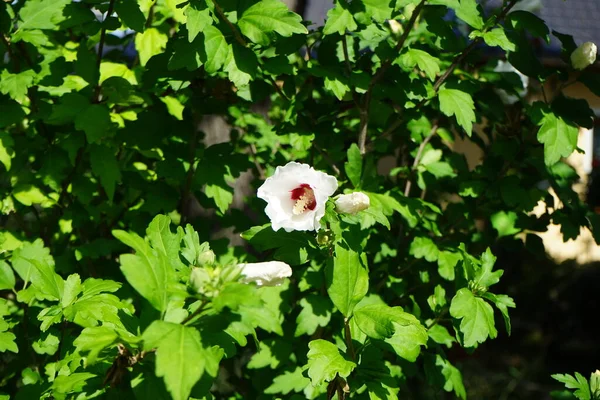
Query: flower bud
238 261 292 286
571 42 597 70
335 192 370 214
388 20 402 37
197 249 216 266
190 267 210 293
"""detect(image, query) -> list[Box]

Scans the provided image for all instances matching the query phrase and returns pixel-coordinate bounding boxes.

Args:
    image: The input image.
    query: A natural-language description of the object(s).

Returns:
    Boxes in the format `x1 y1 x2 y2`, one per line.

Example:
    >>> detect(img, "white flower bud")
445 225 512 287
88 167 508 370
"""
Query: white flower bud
388 20 402 37
238 261 292 286
571 42 597 70
335 192 370 214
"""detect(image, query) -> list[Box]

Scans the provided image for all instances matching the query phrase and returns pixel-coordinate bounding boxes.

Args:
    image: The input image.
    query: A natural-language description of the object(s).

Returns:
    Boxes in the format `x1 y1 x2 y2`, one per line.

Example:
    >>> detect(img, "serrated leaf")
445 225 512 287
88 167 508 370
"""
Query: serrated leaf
74 326 118 364
74 104 114 143
507 10 549 43
113 227 175 313
362 0 393 22
482 292 515 335
435 355 466 399
52 373 96 395
325 243 369 317
473 248 503 288
224 43 257 87
482 28 516 52
32 331 59 355
552 373 592 400
324 76 349 101
61 273 82 308
437 251 460 280
537 110 579 166
90 144 121 202
265 367 310 395
238 0 307 46
185 1 211 42
409 237 439 262
115 0 146 32
202 25 228 74
306 339 356 386
397 49 441 81
295 295 332 337
384 320 428 362
0 70 36 102
0 322 18 353
142 321 223 400
345 143 362 187
454 0 483 29
439 88 475 135
241 224 313 266
428 324 455 348
0 261 15 290
323 2 357 35
450 288 497 347
14 0 69 34
135 27 168 66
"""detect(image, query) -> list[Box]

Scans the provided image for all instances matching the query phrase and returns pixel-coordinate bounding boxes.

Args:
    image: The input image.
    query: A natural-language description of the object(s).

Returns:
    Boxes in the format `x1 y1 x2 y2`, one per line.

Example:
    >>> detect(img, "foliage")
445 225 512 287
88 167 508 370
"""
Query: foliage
0 0 598 399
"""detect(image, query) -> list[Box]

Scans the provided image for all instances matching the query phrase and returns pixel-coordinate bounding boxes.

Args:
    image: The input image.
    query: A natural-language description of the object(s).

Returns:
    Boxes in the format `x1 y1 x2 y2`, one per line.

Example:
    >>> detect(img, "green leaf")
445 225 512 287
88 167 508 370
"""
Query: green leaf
437 251 460 280
397 49 441 81
135 27 168 66
90 144 122 202
490 210 520 237
115 0 146 32
507 10 549 43
482 28 516 52
74 326 118 364
537 110 579 166
384 320 429 362
361 0 393 22
434 355 466 399
185 1 212 42
61 273 82 308
409 237 439 263
142 321 223 400
12 184 51 207
74 104 114 143
52 373 96 395
472 248 503 288
323 2 357 35
345 143 362 187
306 339 356 386
265 367 311 395
0 321 18 353
454 0 483 29
325 243 369 317
295 294 332 337
113 228 175 313
237 0 307 46
324 77 350 101
205 182 233 214
450 288 497 347
552 373 592 400
482 292 515 335
428 325 455 348
0 70 36 102
224 44 257 87
202 26 229 74
147 215 184 270
439 87 475 135
32 331 59 355
0 261 15 290
14 0 69 34
241 224 313 266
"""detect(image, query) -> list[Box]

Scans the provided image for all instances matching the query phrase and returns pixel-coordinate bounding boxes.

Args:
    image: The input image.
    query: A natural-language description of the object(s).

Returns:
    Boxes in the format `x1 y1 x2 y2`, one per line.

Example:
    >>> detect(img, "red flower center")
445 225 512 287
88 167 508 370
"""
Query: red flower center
290 184 316 215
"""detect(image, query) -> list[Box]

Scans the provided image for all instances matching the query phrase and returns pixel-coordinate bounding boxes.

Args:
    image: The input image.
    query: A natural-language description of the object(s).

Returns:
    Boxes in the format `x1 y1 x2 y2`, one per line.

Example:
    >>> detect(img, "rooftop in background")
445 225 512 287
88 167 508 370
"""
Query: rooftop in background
304 0 600 56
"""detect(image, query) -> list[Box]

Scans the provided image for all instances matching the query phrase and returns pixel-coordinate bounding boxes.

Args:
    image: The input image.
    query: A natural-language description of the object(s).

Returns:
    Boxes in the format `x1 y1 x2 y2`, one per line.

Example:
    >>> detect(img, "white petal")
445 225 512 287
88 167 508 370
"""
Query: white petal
256 162 338 232
335 192 371 214
238 261 292 286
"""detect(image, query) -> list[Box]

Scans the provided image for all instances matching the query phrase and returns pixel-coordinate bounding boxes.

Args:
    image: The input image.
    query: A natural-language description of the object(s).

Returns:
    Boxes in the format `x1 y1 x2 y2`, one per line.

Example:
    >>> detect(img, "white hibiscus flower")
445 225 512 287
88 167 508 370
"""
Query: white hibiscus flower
257 162 338 232
239 261 292 286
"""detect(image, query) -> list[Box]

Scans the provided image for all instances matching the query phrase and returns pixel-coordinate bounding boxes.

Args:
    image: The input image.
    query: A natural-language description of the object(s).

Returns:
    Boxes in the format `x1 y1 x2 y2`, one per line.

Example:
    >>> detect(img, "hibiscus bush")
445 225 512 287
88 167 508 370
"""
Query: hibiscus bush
1 0 599 398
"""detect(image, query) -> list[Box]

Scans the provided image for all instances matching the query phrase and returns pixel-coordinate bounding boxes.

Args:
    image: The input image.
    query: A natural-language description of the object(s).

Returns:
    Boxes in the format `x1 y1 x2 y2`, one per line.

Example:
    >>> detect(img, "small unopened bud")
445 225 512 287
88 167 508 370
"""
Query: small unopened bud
197 249 216 266
335 192 370 214
190 267 210 293
571 42 597 70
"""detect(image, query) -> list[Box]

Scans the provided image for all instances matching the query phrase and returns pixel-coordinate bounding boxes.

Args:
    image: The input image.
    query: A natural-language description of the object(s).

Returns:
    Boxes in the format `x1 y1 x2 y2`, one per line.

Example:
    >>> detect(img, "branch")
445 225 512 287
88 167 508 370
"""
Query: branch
213 0 247 47
404 122 438 196
94 0 117 102
431 0 519 94
343 318 355 360
1 35 19 72
357 0 427 154
182 299 209 325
